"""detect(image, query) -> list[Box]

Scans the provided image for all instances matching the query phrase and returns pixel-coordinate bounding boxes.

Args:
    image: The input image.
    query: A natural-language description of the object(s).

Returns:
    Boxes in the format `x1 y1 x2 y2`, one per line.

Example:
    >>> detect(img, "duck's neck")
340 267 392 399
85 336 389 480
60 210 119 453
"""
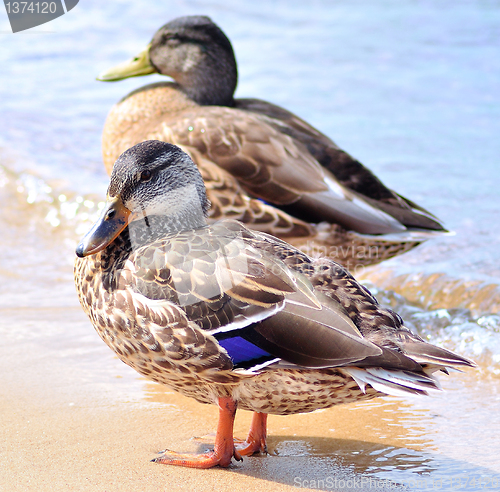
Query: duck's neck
176 61 237 107
127 212 207 249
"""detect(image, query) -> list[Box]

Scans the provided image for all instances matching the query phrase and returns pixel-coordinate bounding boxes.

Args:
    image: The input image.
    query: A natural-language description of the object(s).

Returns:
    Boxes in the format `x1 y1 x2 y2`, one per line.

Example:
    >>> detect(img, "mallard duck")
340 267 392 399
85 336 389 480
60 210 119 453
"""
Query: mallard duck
97 15 448 270
75 140 474 468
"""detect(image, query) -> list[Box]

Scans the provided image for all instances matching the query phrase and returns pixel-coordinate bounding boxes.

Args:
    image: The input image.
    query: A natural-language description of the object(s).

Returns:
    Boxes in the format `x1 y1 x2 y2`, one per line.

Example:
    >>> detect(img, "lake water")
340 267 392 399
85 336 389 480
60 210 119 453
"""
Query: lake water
1 1 499 490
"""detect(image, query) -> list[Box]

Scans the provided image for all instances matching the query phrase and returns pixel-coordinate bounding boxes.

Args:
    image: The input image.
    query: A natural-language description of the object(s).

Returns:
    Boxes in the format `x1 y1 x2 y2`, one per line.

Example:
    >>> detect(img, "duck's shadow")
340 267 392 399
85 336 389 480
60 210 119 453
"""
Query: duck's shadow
193 436 499 491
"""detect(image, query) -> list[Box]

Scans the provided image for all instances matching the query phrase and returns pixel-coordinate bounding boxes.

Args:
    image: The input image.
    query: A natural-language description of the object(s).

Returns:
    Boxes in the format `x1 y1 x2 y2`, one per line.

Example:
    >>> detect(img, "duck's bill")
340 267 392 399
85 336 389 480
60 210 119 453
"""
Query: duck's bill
76 196 132 257
97 44 156 81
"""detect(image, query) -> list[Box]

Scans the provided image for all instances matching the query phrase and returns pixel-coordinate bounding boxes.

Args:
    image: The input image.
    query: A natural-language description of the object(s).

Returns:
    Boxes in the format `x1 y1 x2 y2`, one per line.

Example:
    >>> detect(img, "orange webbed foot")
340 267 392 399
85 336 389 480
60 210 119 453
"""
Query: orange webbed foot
153 397 242 469
235 412 268 456
190 412 268 458
153 448 242 469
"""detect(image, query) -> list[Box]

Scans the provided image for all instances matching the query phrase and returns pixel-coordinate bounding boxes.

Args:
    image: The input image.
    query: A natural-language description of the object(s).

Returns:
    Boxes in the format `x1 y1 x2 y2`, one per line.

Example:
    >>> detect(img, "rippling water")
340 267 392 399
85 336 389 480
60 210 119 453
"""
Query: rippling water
1 0 499 489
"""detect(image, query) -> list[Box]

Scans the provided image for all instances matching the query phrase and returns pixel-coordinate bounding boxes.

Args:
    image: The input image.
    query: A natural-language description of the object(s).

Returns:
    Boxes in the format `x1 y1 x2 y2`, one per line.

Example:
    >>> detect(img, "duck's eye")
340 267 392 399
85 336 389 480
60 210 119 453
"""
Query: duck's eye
140 170 152 182
164 34 181 46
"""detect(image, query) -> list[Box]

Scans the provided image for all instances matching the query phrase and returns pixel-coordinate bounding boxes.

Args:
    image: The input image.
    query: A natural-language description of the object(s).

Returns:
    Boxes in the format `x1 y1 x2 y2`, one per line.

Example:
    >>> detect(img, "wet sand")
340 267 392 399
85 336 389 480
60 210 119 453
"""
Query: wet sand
0 378 413 492
1 359 403 491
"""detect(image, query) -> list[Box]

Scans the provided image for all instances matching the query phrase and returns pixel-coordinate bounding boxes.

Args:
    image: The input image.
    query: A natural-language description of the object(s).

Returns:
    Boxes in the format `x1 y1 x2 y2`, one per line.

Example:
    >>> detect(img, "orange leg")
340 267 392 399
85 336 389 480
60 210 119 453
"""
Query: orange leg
236 412 268 456
153 397 242 469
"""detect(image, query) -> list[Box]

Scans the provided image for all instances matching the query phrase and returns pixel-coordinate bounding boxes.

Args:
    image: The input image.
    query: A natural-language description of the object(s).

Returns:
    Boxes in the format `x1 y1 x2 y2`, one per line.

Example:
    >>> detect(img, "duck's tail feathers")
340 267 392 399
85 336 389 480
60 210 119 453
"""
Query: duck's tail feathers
363 193 447 233
401 341 477 369
341 367 442 397
284 175 449 237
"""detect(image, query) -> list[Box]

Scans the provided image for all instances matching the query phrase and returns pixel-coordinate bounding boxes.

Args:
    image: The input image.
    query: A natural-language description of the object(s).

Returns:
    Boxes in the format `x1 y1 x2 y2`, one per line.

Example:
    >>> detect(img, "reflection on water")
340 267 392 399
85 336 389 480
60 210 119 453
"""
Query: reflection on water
365 282 500 375
362 268 500 317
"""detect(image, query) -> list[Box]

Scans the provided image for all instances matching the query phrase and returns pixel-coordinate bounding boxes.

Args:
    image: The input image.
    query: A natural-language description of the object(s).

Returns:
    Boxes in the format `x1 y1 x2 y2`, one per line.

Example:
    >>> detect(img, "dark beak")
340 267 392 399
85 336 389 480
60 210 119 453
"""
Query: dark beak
76 196 132 257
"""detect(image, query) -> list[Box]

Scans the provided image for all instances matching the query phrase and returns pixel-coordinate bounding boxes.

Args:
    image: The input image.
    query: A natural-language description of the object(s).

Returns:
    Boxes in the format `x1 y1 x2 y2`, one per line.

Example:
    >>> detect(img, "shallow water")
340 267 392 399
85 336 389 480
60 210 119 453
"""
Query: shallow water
1 0 499 489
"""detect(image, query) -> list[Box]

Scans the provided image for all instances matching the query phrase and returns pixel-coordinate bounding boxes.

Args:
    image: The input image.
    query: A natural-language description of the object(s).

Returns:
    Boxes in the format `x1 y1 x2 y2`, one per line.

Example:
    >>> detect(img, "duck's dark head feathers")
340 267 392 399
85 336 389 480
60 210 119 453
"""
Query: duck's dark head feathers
149 15 238 106
108 140 210 220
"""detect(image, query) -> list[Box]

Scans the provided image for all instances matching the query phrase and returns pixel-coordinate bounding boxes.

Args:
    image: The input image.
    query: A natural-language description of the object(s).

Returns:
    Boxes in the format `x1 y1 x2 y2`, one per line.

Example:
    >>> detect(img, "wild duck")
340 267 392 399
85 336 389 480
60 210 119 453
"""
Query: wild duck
97 15 448 271
75 140 474 468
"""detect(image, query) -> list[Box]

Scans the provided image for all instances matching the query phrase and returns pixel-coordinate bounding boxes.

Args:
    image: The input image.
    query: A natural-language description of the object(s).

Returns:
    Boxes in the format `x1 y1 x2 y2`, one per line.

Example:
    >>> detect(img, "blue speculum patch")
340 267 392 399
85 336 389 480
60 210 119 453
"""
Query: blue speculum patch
217 336 272 367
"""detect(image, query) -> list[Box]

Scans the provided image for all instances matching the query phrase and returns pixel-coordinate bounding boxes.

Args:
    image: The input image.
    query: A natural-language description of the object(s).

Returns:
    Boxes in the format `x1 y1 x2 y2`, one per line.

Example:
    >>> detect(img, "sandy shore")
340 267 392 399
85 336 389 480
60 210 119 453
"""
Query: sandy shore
1 392 407 492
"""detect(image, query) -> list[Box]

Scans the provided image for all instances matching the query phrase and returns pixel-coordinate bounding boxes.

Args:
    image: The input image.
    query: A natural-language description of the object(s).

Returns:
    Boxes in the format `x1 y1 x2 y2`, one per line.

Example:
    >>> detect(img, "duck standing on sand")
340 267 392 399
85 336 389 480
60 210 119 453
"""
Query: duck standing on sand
75 141 474 469
97 15 448 270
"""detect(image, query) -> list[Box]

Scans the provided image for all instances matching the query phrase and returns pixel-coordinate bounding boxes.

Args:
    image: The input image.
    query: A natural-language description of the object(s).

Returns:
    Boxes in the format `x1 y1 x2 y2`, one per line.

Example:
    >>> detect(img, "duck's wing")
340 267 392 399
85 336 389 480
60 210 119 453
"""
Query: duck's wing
165 106 412 235
245 231 475 369
121 221 394 372
237 98 446 232
164 106 329 202
118 222 473 395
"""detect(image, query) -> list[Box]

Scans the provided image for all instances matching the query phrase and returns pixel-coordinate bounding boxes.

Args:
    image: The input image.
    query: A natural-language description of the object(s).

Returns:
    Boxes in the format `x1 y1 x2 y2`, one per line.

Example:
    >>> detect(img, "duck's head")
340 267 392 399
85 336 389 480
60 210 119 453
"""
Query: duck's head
76 141 210 258
97 15 237 107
